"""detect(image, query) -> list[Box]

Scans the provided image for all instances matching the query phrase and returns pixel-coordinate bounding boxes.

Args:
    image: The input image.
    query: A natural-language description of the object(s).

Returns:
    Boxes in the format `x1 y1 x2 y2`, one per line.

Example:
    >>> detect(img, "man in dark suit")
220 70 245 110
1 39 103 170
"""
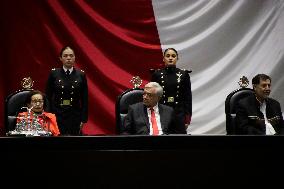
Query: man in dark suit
122 82 185 135
236 74 284 135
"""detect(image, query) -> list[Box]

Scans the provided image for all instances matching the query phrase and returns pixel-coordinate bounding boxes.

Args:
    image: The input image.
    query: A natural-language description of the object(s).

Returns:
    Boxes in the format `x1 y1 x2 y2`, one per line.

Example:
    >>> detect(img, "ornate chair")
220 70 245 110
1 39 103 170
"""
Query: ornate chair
115 76 144 134
225 76 254 135
4 77 34 132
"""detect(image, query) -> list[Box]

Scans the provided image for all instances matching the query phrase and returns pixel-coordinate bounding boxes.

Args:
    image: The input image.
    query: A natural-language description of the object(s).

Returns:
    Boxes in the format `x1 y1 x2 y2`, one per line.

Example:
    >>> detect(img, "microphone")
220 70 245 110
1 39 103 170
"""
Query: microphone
20 106 28 111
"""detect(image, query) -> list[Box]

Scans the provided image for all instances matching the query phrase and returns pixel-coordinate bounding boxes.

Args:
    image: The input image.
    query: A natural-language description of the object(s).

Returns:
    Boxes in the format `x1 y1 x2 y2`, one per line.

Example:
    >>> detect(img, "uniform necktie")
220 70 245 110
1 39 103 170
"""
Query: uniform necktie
66 70 70 75
150 108 159 135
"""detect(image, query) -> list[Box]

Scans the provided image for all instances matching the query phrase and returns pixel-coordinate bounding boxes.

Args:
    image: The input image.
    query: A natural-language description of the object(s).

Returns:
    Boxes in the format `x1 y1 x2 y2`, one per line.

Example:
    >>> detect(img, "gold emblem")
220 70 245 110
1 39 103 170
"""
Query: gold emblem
130 76 142 89
168 97 174 102
62 100 71 106
21 77 34 89
176 72 182 83
238 76 249 88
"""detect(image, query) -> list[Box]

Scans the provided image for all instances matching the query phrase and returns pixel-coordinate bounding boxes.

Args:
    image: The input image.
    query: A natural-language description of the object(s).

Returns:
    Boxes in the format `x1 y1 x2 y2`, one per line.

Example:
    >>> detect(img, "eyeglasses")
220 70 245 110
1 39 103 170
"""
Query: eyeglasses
31 100 44 104
143 92 156 98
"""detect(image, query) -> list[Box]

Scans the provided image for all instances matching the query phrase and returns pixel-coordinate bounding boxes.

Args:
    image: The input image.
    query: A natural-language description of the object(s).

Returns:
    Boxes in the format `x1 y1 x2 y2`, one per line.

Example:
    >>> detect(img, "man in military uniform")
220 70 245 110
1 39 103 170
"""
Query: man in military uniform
45 46 88 135
151 48 192 134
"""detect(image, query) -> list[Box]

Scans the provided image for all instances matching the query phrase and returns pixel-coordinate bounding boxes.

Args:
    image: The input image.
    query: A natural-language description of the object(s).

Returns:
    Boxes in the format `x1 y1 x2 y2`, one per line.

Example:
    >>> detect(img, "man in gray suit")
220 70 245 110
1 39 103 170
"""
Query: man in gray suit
122 82 186 135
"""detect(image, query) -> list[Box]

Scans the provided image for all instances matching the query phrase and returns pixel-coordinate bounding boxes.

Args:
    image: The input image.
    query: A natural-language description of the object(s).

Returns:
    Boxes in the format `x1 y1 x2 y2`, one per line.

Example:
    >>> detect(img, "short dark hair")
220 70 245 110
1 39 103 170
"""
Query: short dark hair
252 74 271 85
25 90 47 109
60 46 75 57
163 48 178 58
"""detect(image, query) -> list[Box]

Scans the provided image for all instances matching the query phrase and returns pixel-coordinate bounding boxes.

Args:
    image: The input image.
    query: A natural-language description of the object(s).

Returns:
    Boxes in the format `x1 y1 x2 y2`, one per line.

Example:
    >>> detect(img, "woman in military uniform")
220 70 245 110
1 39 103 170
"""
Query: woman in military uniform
45 46 88 135
151 48 192 134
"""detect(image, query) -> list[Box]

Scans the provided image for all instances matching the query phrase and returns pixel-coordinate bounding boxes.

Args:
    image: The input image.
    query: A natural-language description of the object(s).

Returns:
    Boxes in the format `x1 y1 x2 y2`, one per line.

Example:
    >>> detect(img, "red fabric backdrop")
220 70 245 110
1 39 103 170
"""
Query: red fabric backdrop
0 0 163 135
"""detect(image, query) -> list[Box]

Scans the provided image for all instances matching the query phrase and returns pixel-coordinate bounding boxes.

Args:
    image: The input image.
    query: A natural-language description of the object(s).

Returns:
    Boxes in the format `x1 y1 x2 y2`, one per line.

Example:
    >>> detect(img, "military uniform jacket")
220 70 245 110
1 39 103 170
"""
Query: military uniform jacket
151 66 192 123
236 94 284 135
45 68 88 123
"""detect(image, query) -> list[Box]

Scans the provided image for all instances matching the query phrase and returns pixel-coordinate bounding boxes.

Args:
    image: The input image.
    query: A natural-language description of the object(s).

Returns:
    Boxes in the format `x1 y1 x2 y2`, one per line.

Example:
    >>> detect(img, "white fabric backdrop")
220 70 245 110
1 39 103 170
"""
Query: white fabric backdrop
152 0 284 134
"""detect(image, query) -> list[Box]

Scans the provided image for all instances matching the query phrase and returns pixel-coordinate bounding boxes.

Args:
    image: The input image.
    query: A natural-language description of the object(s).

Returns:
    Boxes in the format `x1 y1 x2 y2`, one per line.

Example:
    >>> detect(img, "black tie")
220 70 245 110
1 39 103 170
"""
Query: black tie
66 70 70 75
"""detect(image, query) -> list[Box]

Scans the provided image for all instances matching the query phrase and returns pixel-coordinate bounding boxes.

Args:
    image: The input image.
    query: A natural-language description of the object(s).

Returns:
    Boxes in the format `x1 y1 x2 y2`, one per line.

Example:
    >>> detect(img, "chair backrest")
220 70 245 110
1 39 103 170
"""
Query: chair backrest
115 88 144 134
4 89 33 132
225 88 254 135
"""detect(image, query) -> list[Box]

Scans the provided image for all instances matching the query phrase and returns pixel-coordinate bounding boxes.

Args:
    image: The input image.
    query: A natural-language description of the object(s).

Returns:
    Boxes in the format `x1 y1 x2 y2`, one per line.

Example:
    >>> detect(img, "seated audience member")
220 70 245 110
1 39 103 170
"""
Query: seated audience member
236 74 284 135
17 90 60 136
122 82 185 135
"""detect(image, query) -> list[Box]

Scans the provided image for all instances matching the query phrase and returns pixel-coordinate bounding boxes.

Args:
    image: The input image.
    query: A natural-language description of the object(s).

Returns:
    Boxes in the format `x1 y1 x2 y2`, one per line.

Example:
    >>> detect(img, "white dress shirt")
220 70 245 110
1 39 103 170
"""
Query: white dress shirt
259 101 276 135
63 66 74 74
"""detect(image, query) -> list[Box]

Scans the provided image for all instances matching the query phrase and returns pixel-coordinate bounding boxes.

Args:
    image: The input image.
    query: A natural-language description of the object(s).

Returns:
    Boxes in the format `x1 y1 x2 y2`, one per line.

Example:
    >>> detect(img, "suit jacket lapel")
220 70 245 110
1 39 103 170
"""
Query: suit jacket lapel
158 104 166 131
141 104 150 130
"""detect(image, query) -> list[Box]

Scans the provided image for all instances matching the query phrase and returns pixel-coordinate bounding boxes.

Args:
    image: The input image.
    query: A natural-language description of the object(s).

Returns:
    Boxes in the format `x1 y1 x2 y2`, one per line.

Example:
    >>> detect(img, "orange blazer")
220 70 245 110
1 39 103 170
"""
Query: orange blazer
17 112 60 136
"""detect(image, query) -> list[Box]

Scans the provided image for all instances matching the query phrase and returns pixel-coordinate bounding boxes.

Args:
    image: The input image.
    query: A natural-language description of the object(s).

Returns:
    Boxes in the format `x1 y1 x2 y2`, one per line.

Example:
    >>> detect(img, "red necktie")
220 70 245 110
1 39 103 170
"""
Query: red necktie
150 108 159 135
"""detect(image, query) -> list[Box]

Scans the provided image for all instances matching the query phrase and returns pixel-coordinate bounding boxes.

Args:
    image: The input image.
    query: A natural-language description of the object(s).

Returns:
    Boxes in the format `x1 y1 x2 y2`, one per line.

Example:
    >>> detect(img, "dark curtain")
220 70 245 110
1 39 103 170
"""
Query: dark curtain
0 0 162 135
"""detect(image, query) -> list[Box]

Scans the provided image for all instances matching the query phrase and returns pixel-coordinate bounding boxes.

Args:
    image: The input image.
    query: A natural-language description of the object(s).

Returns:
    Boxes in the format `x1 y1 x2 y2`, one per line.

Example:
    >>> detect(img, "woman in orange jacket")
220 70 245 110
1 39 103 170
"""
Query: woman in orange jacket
16 90 60 136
